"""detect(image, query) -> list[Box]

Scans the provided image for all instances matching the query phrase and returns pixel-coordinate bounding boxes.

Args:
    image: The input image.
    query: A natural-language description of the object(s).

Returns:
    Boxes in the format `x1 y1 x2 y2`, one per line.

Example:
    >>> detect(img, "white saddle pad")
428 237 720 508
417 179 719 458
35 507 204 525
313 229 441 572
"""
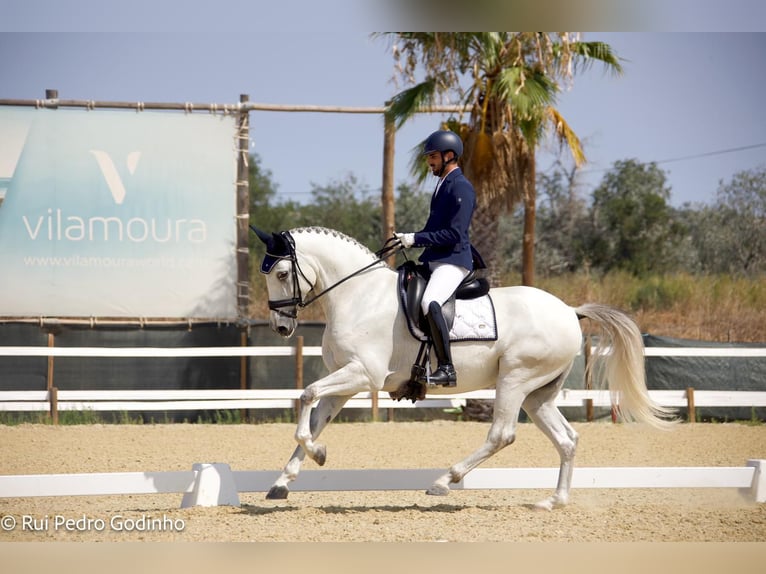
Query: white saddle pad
449 294 498 342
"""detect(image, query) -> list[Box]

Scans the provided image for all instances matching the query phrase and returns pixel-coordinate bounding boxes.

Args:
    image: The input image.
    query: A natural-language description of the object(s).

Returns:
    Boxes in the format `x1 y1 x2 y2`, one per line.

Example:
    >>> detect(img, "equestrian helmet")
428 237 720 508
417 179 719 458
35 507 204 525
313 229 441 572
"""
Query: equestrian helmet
423 130 463 158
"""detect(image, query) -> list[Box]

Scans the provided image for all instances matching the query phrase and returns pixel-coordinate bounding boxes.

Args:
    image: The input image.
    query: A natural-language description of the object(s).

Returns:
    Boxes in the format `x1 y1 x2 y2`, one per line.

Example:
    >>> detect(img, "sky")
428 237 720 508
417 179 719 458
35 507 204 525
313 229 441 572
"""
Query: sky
1 16 765 210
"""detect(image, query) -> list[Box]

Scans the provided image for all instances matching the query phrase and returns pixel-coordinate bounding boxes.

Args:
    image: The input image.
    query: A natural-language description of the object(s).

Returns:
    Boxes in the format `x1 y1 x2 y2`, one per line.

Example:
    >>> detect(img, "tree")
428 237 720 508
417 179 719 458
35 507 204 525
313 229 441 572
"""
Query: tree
394 182 431 233
588 159 685 276
376 32 622 286
248 152 303 244
533 162 590 275
300 174 382 250
496 163 590 279
687 166 766 275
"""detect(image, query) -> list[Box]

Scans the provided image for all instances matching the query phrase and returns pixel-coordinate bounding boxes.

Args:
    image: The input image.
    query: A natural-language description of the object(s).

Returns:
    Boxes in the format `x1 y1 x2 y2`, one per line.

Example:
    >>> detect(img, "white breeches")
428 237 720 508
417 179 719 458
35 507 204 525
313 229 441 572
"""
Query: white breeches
421 262 470 315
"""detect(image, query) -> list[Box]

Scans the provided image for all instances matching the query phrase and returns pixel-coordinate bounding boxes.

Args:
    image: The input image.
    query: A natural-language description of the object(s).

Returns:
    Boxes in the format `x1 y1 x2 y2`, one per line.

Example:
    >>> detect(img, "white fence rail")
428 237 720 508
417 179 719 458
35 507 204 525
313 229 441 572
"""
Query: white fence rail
2 344 764 358
1 343 764 421
0 345 323 358
2 388 766 414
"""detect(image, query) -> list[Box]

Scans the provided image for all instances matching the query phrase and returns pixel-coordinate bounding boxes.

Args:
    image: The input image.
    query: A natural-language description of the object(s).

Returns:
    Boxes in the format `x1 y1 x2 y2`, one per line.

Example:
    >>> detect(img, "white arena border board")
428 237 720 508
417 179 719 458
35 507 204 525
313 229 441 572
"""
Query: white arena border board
1 461 763 507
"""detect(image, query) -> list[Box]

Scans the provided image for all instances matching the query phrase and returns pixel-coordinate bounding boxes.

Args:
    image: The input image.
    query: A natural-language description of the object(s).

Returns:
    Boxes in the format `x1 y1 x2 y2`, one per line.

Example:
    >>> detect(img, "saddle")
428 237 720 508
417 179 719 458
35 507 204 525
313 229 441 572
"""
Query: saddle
393 261 491 402
397 260 490 339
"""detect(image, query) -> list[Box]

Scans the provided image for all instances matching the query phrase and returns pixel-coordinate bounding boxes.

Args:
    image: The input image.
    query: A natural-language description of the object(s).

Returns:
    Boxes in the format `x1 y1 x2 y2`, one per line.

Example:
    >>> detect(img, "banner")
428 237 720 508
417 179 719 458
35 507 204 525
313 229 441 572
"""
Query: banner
0 107 238 319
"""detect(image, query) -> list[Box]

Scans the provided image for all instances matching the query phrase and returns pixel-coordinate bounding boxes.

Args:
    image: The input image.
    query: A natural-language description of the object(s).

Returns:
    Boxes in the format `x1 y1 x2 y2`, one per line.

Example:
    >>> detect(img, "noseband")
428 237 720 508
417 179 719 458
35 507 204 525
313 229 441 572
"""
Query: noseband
264 232 403 319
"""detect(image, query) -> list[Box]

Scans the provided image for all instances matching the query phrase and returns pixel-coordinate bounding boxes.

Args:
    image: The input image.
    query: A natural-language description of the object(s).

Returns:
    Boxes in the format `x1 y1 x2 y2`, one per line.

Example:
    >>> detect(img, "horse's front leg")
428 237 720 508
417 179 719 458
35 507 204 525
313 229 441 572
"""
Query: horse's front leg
266 394 349 500
266 362 371 500
294 361 370 464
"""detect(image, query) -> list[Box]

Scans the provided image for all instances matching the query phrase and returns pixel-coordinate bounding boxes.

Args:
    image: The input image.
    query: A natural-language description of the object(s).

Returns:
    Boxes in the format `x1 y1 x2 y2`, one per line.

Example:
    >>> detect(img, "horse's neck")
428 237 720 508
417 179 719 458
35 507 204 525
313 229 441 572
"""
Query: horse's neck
293 230 395 312
295 231 372 275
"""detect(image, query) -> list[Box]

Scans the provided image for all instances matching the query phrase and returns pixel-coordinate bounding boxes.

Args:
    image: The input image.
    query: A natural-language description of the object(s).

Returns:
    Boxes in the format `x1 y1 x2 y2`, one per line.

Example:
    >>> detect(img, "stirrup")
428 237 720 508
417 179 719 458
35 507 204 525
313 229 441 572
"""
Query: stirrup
419 364 457 388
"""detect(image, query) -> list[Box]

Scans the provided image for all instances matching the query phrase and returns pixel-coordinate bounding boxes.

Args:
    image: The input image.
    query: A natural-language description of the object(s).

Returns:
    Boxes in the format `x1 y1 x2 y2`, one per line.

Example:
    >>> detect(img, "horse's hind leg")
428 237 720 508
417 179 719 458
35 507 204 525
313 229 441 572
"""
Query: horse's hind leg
427 383 526 496
522 379 579 510
266 394 349 500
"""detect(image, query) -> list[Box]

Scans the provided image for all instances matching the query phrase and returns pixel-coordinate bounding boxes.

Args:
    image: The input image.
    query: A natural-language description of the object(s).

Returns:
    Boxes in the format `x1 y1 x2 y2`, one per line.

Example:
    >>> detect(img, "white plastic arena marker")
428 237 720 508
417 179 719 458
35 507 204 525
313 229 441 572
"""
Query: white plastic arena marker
180 463 240 508
745 459 766 503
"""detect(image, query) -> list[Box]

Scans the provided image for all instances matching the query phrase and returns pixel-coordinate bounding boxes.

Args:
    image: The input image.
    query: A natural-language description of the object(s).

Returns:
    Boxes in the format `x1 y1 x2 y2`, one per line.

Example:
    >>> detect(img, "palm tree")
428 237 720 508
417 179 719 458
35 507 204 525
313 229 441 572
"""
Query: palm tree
376 32 623 285
376 33 622 422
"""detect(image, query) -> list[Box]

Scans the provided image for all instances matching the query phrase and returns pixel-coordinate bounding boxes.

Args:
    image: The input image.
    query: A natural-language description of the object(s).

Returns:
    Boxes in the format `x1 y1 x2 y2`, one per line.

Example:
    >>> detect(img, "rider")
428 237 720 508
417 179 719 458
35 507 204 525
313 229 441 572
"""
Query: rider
395 129 482 387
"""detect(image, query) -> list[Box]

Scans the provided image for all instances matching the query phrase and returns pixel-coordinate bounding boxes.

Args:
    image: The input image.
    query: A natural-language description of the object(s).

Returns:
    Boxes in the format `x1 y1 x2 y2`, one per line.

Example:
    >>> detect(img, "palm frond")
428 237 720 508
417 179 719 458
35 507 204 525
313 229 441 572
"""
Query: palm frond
469 32 506 71
493 67 558 119
547 107 587 167
567 41 624 76
407 139 431 184
385 79 438 129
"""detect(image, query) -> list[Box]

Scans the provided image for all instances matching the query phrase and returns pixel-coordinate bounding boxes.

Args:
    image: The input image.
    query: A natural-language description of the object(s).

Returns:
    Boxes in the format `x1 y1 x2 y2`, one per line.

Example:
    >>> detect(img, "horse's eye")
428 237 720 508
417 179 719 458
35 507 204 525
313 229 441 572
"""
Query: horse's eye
276 270 289 281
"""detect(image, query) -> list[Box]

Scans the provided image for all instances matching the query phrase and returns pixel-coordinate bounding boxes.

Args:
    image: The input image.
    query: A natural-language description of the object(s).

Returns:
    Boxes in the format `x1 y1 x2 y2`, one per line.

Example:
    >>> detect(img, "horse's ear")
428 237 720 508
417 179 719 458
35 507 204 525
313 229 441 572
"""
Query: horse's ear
250 225 272 246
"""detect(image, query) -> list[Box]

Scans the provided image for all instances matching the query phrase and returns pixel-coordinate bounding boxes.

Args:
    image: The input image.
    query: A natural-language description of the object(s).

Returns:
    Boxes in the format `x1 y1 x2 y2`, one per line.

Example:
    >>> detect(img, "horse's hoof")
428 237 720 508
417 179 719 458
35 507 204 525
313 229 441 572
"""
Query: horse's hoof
266 485 289 500
532 496 566 511
313 444 327 466
425 483 450 496
532 500 553 511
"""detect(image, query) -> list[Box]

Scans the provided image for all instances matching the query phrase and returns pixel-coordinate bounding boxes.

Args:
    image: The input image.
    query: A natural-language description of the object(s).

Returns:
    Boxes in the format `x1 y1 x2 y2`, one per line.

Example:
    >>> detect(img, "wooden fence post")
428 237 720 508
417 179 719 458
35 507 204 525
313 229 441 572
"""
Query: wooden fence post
49 387 58 425
687 387 696 423
381 110 396 263
294 336 304 419
236 93 251 319
583 335 593 422
240 329 249 422
47 332 58 425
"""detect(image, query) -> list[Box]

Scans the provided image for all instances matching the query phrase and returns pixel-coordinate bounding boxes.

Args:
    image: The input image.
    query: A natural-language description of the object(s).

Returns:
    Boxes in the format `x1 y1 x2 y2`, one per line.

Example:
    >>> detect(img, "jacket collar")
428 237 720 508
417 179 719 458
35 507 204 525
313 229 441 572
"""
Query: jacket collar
441 166 462 183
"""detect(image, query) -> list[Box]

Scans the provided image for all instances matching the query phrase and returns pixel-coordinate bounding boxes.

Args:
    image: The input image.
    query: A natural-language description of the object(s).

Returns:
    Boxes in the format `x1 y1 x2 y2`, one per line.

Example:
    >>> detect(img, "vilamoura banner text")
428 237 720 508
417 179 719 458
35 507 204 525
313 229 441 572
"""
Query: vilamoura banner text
0 106 238 319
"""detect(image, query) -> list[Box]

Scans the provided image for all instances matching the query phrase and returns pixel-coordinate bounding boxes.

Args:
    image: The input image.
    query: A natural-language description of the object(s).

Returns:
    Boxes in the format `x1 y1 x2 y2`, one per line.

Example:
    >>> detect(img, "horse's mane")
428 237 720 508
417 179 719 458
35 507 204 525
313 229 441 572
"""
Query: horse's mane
290 226 376 258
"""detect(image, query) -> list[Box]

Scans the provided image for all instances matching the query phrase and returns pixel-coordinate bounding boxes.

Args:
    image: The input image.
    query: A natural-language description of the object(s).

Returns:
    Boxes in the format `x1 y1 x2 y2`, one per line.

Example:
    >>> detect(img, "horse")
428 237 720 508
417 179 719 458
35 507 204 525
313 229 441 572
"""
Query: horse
252 225 675 510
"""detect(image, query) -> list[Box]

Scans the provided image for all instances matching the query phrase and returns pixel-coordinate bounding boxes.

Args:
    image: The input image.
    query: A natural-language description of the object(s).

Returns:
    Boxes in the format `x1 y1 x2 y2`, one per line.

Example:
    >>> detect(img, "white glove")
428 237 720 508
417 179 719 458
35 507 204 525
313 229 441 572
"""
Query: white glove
394 232 416 248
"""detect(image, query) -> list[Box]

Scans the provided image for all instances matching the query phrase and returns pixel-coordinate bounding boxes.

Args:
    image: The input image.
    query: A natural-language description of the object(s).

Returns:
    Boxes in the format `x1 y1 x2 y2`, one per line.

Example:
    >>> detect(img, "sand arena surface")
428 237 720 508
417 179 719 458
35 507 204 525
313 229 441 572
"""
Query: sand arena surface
1 421 765 542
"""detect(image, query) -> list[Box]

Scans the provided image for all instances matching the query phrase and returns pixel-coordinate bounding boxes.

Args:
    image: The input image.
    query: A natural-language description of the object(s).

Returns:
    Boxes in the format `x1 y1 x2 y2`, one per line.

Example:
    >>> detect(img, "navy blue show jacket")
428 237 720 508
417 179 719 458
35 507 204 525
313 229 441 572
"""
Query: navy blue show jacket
413 167 479 270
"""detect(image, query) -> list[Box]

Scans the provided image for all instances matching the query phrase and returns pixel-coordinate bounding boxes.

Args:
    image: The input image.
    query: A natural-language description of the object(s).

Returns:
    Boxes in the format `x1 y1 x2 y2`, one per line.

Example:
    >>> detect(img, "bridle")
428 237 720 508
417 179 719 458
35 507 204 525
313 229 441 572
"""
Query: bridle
263 231 311 319
264 231 403 319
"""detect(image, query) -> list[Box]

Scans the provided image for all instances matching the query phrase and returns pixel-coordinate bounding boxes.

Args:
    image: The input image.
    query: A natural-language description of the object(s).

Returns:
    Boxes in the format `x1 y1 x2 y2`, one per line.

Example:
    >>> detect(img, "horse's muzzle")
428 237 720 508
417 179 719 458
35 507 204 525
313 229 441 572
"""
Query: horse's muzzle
270 311 297 339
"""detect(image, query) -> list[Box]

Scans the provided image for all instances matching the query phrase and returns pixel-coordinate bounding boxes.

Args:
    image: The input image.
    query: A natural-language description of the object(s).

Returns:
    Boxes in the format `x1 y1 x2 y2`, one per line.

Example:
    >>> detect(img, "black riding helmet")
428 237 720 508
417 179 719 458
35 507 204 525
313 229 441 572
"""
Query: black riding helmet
423 130 463 176
423 130 463 157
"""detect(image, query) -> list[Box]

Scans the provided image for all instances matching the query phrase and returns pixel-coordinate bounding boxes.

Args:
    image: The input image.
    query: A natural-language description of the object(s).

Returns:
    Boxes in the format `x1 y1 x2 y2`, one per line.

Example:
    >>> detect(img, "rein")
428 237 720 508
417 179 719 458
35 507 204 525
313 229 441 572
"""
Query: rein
268 233 403 318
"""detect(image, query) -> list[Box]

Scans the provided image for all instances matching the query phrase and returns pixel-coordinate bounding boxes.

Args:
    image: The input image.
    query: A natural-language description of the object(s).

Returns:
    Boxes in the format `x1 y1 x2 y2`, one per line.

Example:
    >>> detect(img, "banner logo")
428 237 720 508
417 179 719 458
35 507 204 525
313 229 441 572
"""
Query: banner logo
89 150 141 205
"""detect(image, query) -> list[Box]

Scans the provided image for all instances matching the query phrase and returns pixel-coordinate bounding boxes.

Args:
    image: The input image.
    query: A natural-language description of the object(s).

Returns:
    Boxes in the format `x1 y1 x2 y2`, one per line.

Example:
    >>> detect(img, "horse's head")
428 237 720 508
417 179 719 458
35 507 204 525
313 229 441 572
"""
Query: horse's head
252 226 316 338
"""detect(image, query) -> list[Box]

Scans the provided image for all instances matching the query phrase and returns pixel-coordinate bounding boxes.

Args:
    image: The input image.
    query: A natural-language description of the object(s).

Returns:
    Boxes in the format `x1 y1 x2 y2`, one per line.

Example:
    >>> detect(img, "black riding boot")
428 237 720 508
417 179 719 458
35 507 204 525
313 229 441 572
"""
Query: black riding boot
424 301 457 387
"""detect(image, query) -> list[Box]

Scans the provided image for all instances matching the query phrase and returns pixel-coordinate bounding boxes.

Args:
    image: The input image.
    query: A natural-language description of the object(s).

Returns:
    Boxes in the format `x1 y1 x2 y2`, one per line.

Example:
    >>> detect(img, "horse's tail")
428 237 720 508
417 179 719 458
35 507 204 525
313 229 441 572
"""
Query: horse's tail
575 303 678 430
